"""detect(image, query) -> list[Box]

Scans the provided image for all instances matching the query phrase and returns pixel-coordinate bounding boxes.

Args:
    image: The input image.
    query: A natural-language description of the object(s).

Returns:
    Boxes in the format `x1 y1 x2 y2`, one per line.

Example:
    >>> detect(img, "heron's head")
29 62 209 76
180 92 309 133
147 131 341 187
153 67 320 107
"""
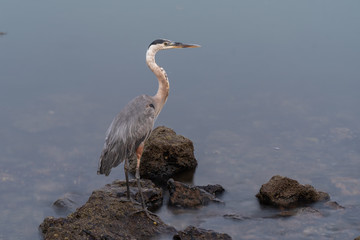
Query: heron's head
148 39 200 52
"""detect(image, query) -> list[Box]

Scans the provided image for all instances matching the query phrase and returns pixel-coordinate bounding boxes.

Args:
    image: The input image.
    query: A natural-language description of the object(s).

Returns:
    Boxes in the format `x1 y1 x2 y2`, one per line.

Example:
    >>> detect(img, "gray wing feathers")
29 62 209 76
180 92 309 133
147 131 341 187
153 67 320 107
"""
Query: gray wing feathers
97 95 156 176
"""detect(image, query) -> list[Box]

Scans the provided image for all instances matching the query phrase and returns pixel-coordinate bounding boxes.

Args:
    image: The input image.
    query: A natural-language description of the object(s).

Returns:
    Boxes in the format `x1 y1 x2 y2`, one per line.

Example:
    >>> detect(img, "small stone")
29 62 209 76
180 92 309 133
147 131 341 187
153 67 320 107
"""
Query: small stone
53 192 84 215
296 207 323 217
198 184 225 196
324 201 345 210
173 226 232 240
256 175 330 208
167 179 222 208
223 214 251 221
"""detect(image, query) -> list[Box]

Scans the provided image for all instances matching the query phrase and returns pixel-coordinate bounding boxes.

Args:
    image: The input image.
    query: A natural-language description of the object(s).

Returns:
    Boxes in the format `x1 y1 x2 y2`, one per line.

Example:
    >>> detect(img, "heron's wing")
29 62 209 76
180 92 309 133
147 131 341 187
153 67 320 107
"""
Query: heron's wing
98 95 156 176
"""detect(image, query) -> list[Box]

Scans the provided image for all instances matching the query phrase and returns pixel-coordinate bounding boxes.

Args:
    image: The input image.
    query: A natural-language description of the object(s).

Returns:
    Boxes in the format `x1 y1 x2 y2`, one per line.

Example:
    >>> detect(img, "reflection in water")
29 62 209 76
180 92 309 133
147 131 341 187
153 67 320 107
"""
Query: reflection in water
0 0 360 239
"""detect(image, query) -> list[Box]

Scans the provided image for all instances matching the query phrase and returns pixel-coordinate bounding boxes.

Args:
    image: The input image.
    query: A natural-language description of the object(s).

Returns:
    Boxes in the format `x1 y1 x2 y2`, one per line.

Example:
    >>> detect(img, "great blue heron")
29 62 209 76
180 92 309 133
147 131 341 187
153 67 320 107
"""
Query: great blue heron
97 39 200 220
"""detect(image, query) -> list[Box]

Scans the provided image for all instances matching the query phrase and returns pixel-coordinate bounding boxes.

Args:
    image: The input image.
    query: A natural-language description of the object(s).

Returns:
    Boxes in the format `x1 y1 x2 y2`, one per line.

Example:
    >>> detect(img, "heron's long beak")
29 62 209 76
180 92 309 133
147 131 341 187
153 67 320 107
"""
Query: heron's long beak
169 42 201 48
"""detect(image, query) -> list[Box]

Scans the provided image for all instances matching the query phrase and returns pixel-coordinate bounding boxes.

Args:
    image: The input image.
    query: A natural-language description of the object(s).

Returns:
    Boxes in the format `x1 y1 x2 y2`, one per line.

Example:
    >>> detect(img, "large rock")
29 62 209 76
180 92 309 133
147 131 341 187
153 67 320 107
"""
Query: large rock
256 175 330 208
52 179 163 211
167 179 223 208
130 126 197 183
40 179 175 240
173 226 232 240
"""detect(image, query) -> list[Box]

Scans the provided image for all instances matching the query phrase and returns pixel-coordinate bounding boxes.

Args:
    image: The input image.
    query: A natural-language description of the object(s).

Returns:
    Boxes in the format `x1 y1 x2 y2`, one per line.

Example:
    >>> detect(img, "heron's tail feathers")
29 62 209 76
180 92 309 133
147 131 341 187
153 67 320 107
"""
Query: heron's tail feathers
97 156 111 176
98 148 116 176
98 143 126 176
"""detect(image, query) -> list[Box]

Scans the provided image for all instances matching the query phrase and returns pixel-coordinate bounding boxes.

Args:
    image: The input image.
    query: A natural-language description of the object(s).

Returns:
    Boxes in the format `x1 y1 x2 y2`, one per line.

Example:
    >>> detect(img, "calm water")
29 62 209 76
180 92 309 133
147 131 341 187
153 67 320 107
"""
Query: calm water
1 1 360 239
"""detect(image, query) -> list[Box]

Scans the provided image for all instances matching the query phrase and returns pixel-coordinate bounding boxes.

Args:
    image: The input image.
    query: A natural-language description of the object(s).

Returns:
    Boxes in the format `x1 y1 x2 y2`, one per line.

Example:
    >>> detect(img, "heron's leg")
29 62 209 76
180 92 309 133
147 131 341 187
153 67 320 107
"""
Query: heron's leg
124 158 130 200
132 143 158 224
135 143 146 210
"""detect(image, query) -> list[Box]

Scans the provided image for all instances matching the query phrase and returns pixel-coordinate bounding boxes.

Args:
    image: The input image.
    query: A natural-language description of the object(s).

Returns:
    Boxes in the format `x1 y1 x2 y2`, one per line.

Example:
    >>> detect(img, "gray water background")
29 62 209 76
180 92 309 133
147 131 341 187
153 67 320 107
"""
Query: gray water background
0 0 360 239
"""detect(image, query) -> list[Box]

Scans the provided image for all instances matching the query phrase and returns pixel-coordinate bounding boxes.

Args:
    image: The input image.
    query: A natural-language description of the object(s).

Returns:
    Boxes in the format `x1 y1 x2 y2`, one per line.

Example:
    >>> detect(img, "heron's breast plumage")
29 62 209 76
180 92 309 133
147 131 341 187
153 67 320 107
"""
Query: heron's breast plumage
98 95 156 175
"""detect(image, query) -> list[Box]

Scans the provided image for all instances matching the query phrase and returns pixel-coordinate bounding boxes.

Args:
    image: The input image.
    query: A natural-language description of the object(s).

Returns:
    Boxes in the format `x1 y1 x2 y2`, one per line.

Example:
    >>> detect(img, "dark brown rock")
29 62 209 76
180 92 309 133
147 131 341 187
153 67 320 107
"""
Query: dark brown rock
40 179 175 240
129 126 197 184
198 184 225 196
256 175 330 208
109 179 163 210
167 179 222 208
173 226 232 240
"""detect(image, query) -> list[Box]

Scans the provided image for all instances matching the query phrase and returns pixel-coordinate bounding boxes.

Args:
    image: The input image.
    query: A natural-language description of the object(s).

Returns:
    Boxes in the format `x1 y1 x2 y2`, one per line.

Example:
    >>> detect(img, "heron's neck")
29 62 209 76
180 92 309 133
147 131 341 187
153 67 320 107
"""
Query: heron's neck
146 49 169 115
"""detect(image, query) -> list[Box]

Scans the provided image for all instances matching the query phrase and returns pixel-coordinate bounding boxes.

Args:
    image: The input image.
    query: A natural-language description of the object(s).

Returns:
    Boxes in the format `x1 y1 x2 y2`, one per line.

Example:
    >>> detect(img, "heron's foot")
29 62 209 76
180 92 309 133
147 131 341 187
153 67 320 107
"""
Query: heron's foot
120 198 141 205
130 207 158 225
117 194 142 206
127 197 142 206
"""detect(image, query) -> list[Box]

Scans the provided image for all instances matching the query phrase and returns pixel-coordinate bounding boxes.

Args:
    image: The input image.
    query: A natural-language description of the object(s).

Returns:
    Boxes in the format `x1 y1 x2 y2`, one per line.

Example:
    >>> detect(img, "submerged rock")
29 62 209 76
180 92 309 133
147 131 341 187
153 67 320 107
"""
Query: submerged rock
167 179 223 208
173 226 232 240
224 206 324 221
198 184 225 196
129 126 197 184
223 214 251 221
256 175 330 208
296 207 323 217
53 192 85 215
324 201 345 210
277 207 323 218
40 179 175 240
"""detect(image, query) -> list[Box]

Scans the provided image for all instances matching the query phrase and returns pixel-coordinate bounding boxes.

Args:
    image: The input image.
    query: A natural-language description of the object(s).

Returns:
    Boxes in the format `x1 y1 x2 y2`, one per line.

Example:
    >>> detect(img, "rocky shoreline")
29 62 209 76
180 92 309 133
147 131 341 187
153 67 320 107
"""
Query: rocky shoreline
39 126 346 239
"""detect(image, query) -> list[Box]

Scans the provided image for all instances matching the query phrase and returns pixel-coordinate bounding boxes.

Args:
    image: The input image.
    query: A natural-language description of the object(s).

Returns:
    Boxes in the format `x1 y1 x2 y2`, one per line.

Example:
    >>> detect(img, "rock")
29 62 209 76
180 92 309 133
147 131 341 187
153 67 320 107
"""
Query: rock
167 179 222 208
130 126 197 184
110 179 163 210
173 226 232 240
53 192 84 215
274 207 323 218
275 210 296 218
198 184 225 196
223 214 251 221
39 179 175 240
324 201 345 210
256 175 330 208
354 236 360 240
295 207 323 217
224 206 323 221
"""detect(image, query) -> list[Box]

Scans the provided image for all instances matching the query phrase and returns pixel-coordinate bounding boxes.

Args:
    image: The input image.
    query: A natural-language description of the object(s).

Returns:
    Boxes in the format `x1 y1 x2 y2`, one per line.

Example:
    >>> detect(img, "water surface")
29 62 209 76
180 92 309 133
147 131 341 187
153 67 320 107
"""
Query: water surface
1 1 360 239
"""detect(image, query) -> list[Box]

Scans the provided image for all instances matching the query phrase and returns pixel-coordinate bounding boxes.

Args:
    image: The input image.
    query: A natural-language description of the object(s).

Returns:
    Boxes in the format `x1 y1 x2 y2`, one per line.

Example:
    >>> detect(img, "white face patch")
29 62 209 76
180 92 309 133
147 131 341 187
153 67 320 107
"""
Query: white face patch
147 44 162 54
147 42 173 54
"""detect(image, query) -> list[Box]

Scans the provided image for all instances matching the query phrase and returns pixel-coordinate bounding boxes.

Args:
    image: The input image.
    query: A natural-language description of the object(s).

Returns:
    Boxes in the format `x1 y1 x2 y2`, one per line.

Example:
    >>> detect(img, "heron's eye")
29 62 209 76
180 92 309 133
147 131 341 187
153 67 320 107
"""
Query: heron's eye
164 42 168 46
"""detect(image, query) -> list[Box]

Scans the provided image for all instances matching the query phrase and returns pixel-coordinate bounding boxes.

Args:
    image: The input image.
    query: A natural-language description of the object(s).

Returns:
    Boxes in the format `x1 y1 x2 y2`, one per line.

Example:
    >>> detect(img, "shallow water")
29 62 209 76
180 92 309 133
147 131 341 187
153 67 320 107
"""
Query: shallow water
1 1 360 239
